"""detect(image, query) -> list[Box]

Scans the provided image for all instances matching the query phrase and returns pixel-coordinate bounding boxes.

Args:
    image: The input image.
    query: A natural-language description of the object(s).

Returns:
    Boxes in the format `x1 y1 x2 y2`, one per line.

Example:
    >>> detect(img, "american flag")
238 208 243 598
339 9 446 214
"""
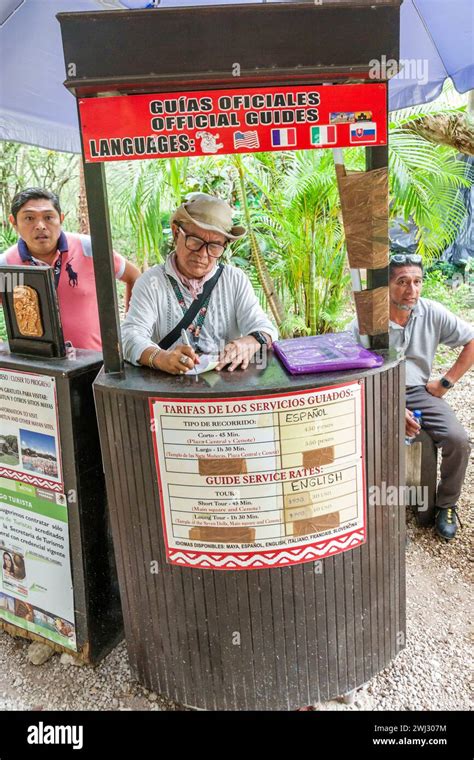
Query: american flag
233 131 260 149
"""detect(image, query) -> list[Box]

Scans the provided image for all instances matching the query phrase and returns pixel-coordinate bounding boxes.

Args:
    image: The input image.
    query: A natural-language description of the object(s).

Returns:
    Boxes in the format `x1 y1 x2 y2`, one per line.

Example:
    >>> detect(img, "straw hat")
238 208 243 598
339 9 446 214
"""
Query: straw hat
171 193 246 240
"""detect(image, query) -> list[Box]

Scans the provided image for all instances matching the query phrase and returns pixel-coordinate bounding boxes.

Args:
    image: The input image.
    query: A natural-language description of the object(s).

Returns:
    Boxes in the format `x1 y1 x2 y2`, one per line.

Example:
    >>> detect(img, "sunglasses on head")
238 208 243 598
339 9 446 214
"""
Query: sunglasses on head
390 254 423 265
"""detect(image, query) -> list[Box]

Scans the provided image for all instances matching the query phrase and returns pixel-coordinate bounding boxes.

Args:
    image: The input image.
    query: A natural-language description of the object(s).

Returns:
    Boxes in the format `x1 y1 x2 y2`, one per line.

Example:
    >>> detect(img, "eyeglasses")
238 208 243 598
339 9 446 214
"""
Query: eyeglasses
390 254 423 265
178 226 227 259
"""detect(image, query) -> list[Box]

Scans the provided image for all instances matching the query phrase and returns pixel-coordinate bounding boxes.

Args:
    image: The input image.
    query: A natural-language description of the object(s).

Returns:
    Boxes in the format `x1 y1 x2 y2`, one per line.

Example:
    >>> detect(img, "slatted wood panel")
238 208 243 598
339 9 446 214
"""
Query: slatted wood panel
59 2 401 98
94 362 406 710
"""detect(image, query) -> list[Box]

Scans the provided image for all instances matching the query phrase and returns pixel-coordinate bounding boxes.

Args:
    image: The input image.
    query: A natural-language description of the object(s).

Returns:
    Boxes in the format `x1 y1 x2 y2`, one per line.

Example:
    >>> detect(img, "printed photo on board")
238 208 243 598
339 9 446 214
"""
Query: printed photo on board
0 435 19 467
0 593 15 613
2 551 16 580
20 429 58 479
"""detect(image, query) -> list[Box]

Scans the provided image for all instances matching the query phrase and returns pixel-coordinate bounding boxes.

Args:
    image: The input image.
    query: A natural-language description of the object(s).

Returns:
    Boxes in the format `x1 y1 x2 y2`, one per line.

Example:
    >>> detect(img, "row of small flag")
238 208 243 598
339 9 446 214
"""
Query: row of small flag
233 122 377 150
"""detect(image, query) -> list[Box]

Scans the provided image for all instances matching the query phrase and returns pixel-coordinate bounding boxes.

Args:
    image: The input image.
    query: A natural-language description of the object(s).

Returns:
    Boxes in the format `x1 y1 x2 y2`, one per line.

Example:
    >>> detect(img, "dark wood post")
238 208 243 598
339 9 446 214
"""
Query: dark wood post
365 144 390 350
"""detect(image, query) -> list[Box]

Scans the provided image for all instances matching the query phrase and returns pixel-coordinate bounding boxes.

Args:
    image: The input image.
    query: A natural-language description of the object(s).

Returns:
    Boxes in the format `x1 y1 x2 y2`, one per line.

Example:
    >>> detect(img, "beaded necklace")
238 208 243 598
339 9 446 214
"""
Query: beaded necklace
166 266 223 340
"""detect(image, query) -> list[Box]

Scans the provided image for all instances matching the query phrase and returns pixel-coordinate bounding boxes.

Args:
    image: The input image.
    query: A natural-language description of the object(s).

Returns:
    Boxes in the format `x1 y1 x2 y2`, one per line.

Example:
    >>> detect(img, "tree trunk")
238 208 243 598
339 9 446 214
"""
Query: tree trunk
232 158 285 327
403 111 474 156
78 161 90 234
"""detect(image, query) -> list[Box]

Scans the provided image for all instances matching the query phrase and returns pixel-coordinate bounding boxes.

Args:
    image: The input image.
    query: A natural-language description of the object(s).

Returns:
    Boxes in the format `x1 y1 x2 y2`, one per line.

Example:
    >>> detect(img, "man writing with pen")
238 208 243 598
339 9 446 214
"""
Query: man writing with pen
121 193 277 374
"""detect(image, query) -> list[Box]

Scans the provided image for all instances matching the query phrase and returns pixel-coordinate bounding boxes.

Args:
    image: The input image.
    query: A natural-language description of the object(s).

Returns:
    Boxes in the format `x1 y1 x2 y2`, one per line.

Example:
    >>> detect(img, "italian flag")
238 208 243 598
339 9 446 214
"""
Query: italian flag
310 125 337 146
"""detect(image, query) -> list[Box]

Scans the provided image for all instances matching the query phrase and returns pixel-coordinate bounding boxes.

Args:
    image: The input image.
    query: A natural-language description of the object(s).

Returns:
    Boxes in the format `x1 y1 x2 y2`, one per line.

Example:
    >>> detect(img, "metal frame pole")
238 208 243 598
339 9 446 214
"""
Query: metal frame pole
81 159 124 374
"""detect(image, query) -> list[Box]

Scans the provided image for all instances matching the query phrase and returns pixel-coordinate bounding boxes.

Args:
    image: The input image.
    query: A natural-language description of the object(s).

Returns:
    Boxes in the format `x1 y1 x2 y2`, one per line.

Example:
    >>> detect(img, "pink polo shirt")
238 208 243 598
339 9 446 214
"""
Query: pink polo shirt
0 232 125 351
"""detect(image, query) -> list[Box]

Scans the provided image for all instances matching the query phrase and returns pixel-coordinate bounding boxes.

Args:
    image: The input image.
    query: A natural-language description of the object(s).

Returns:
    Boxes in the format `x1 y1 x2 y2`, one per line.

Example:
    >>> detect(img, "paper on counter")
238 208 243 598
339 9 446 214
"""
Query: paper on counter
187 354 218 375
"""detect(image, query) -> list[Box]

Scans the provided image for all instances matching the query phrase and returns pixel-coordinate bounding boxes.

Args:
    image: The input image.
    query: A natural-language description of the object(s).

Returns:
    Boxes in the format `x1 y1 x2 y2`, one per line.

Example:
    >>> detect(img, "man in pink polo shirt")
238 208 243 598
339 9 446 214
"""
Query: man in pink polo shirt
0 187 140 351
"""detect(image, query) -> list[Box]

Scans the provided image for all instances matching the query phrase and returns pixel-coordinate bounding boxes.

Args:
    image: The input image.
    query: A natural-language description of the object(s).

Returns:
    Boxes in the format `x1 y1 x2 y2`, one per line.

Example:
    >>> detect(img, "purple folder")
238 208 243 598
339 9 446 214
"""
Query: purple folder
273 332 384 374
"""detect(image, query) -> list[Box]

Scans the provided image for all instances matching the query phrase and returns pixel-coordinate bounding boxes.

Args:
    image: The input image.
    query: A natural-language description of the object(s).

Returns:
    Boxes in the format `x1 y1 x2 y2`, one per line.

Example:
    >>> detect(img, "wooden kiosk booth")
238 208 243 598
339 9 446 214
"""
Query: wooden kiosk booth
58 0 405 709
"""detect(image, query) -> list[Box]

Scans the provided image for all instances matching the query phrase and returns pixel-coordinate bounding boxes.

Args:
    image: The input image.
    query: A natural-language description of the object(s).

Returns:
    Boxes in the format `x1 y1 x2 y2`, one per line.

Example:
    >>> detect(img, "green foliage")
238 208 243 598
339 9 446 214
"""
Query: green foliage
0 223 17 250
1 91 472 336
0 142 79 230
106 161 166 269
425 259 467 280
234 150 351 335
0 307 6 343
422 270 473 316
388 107 471 261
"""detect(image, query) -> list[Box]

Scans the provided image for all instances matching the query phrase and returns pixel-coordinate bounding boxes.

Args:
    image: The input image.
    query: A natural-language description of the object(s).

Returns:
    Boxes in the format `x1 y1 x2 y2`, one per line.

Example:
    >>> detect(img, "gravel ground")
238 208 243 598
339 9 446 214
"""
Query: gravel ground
316 361 473 712
0 361 472 712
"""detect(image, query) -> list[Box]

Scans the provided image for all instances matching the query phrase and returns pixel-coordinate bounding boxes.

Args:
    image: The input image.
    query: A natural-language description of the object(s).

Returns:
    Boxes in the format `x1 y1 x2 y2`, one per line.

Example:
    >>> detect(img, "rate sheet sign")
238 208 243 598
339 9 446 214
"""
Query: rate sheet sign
150 381 366 570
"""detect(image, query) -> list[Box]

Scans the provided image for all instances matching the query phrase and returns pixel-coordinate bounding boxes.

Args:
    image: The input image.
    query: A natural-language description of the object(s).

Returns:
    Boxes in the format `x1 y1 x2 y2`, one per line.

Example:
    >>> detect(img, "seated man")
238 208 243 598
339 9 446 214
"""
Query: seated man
0 187 140 350
352 254 474 540
122 192 277 374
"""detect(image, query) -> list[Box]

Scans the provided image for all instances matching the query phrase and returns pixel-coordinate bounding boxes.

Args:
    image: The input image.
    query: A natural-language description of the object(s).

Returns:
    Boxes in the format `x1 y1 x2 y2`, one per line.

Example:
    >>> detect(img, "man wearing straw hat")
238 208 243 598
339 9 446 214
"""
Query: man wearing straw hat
122 192 277 375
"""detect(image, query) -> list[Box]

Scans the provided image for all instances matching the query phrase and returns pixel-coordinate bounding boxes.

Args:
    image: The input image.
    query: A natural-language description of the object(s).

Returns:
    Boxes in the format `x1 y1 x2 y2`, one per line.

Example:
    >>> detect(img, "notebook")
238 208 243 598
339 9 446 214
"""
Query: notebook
273 332 384 374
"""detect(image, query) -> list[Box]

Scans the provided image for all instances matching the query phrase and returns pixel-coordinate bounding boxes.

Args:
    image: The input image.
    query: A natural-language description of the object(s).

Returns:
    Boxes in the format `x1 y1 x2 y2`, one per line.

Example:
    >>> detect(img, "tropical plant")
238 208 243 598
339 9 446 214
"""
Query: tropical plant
0 143 79 227
392 79 474 156
229 150 352 336
106 158 190 270
388 107 472 259
0 309 6 342
0 223 17 251
231 154 285 327
422 270 472 315
2 80 471 337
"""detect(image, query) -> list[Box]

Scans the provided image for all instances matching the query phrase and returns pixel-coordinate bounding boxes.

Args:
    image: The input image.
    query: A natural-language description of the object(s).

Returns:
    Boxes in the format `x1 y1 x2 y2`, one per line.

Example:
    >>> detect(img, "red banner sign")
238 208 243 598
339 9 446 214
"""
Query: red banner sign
79 83 387 163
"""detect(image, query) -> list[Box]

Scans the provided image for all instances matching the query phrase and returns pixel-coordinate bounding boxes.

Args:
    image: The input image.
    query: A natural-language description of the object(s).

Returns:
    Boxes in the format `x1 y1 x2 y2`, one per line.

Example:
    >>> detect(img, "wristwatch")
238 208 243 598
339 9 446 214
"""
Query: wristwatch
249 331 269 348
440 376 454 389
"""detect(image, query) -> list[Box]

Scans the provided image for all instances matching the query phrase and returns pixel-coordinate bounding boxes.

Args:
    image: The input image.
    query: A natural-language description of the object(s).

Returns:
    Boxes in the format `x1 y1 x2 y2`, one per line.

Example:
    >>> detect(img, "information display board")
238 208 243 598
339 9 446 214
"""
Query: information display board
0 367 76 647
151 381 366 570
0 369 62 492
0 477 76 649
79 83 387 162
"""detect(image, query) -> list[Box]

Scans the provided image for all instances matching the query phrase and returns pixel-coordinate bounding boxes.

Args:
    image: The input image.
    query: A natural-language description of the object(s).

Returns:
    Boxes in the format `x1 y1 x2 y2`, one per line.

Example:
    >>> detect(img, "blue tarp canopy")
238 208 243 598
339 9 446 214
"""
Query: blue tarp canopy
0 0 473 153
390 0 474 111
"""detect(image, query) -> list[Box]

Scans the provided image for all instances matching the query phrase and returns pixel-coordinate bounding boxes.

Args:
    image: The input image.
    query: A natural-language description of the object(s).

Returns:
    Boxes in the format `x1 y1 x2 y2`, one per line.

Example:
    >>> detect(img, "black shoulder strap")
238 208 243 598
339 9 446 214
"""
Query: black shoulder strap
159 264 224 350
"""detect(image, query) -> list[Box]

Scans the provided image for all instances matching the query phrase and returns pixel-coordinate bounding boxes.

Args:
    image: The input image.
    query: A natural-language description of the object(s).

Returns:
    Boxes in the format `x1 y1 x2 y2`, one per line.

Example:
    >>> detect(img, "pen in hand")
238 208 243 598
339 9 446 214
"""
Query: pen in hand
181 329 198 377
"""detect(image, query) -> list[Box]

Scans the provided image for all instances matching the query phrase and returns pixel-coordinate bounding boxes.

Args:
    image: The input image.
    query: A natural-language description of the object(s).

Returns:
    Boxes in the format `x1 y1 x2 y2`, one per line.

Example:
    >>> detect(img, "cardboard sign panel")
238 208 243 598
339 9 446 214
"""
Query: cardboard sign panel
150 381 366 570
79 83 387 163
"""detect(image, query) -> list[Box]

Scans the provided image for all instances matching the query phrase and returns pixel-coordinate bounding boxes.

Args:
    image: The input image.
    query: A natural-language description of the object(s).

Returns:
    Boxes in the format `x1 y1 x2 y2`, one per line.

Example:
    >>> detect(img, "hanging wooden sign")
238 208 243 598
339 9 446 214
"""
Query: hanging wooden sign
79 83 387 163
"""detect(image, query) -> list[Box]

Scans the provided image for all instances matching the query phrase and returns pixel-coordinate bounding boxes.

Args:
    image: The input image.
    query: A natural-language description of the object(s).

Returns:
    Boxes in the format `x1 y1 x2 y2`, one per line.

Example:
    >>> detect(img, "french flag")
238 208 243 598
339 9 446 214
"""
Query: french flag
350 122 377 143
271 128 297 147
